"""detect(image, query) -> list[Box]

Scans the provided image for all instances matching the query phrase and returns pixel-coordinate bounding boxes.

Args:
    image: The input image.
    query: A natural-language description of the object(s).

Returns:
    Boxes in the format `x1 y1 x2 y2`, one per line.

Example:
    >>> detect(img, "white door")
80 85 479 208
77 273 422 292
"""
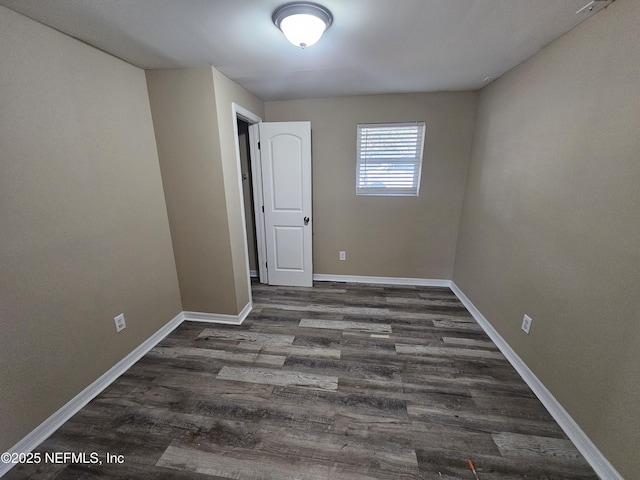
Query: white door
258 121 313 287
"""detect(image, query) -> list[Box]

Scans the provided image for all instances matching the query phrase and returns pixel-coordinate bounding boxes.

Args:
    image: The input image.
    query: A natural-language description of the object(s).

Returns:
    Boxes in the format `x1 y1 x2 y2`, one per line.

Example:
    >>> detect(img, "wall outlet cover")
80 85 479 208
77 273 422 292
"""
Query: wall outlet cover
114 314 126 333
521 314 532 334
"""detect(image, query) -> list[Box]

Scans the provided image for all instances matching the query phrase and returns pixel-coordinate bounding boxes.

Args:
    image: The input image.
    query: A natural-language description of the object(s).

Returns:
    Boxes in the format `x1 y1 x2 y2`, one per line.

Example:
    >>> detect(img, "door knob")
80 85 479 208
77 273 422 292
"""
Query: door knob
304 216 310 225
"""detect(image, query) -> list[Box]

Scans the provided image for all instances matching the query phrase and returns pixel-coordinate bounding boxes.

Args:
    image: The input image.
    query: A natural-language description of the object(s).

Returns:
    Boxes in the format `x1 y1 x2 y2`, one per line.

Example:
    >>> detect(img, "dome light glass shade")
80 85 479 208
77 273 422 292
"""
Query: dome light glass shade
280 13 326 48
273 3 333 49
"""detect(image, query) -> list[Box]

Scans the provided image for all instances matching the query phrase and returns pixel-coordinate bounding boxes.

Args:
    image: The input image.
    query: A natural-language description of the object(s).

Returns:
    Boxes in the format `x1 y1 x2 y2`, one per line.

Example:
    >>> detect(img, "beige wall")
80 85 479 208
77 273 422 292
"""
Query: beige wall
146 67 263 314
0 6 182 452
453 0 640 477
146 68 236 314
265 93 477 279
212 69 264 311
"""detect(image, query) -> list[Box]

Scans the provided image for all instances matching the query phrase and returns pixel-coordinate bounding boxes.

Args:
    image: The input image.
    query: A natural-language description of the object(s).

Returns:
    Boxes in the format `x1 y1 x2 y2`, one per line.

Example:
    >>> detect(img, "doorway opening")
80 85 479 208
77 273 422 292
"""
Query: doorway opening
237 118 259 279
233 106 313 289
232 103 265 298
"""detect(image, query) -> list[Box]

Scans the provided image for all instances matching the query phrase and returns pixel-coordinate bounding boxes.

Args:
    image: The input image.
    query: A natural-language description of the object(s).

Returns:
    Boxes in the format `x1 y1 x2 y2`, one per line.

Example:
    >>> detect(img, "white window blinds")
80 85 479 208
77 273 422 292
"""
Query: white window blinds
356 122 426 196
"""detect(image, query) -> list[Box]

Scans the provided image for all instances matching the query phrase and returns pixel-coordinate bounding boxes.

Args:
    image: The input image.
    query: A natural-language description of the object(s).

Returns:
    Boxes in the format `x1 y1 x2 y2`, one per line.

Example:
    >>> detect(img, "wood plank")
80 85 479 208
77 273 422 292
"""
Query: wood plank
157 422 420 480
149 346 286 366
407 403 566 437
395 343 505 360
256 303 391 316
197 328 295 346
270 385 409 420
332 412 502 456
217 366 338 390
433 319 483 331
415 449 598 480
153 374 275 402
157 443 386 480
238 342 342 359
492 432 588 466
299 318 392 333
283 355 403 383
442 336 497 349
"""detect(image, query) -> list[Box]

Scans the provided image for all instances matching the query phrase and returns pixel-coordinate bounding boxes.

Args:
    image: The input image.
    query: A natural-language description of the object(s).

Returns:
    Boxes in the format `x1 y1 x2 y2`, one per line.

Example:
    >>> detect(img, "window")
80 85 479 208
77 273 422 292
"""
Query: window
356 122 426 196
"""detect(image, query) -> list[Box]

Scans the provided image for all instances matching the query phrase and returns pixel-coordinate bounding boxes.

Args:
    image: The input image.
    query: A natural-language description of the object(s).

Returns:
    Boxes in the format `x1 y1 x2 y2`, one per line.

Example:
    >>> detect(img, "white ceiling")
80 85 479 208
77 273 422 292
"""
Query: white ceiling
0 0 611 101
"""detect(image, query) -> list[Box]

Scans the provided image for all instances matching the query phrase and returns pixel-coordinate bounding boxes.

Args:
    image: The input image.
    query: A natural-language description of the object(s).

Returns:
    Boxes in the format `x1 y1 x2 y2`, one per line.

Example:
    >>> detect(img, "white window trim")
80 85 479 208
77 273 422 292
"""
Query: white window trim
356 122 426 197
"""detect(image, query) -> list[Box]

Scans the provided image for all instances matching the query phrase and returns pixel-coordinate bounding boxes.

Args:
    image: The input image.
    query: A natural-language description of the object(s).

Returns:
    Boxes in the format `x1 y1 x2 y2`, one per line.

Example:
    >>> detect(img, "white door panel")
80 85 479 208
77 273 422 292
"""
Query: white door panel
270 135 304 210
274 226 305 270
259 121 312 287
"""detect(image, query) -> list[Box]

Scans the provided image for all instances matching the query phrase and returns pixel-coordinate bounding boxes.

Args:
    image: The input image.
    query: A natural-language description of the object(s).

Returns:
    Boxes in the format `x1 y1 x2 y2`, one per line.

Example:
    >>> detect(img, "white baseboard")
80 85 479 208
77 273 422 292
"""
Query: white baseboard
183 301 252 326
449 282 622 480
0 311 184 478
313 273 450 287
249 270 258 278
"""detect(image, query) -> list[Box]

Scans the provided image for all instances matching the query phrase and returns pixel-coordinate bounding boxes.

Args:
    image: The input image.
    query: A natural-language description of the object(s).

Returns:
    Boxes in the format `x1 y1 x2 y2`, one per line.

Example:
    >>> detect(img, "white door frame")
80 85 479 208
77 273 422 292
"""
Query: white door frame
231 103 266 298
248 123 268 284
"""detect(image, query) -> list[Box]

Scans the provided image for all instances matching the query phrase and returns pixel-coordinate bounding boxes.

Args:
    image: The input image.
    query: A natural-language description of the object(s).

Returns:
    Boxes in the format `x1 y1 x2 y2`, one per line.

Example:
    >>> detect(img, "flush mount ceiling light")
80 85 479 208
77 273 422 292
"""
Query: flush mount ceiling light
272 2 333 49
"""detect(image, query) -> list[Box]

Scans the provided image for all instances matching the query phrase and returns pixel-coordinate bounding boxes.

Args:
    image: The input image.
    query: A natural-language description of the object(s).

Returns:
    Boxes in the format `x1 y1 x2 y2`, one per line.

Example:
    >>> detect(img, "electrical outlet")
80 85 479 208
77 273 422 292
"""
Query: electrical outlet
521 314 532 334
339 251 346 261
114 313 126 333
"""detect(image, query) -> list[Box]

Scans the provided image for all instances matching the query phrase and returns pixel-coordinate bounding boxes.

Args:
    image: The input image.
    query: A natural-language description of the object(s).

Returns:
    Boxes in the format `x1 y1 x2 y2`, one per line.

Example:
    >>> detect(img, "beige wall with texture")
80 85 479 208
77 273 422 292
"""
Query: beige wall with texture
453 1 640 477
146 67 236 314
0 6 182 452
146 67 263 315
212 68 264 311
265 92 477 280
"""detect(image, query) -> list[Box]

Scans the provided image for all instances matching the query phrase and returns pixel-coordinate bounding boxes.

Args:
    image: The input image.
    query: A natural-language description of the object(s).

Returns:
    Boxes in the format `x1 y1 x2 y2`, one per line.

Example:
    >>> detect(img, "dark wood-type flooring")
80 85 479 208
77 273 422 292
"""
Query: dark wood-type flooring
5 282 599 479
